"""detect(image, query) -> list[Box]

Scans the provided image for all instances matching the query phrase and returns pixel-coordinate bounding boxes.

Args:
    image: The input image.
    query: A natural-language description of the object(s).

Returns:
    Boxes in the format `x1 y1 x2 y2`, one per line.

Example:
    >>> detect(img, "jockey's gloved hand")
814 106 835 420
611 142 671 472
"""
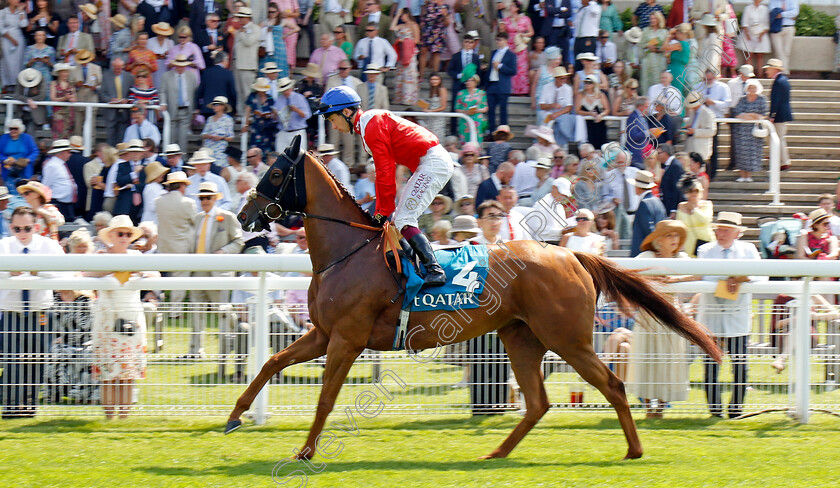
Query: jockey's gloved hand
372 214 387 227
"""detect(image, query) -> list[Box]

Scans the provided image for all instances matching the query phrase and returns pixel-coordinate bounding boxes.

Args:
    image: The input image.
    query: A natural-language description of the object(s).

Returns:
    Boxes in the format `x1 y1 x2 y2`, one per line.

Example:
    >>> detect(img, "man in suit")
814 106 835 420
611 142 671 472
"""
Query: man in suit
14 69 48 135
456 0 494 50
656 144 684 219
765 58 793 171
100 58 134 146
57 16 95 65
107 139 145 217
684 90 717 164
325 59 362 164
542 0 573 63
446 31 490 131
155 170 197 305
356 65 390 111
159 55 198 151
485 32 517 133
231 7 261 115
186 148 232 210
358 0 392 42
626 97 652 169
194 12 228 67
475 162 515 207
70 49 102 137
195 51 237 118
630 170 666 256
188 181 244 358
67 136 89 219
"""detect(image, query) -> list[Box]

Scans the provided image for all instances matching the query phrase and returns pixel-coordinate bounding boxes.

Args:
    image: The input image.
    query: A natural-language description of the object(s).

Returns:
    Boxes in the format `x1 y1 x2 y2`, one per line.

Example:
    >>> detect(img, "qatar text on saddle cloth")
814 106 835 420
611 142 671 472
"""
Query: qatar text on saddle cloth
401 245 489 312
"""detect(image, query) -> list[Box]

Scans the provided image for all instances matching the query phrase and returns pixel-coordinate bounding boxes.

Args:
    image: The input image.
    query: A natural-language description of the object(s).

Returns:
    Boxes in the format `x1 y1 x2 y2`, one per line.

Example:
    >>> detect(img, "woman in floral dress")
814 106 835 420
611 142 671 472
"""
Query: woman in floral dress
390 8 419 105
455 74 488 143
420 73 448 141
24 28 55 84
50 63 76 139
639 11 667 94
242 79 278 154
201 96 235 166
501 0 533 96
419 0 449 81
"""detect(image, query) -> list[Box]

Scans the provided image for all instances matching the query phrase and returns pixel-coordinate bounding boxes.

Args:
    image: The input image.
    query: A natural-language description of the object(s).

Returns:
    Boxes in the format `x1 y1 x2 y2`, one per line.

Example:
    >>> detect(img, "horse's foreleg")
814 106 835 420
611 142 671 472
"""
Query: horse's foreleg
296 336 364 460
479 323 549 460
226 327 329 431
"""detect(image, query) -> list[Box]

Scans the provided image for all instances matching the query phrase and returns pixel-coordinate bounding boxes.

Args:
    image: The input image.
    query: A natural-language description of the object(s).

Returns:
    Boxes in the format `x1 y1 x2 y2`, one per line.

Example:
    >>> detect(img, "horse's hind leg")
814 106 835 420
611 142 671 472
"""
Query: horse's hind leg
479 323 549 459
226 327 329 432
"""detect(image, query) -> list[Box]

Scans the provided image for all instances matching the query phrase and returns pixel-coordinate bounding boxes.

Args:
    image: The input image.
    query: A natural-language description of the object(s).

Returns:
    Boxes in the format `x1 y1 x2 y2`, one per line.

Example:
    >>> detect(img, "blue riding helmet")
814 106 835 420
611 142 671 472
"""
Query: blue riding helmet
315 86 362 117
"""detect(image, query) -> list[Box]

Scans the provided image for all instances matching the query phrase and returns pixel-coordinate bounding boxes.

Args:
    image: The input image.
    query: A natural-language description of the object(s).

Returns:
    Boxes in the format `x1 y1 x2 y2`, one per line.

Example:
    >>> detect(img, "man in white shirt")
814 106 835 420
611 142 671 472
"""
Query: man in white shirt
0 206 65 417
316 143 352 195
602 145 637 240
595 30 617 74
185 148 232 210
40 139 77 220
768 0 798 74
697 211 766 419
353 26 397 82
123 107 162 147
701 70 731 179
573 0 602 71
354 162 376 213
540 67 575 148
519 177 575 244
646 71 683 118
509 150 538 201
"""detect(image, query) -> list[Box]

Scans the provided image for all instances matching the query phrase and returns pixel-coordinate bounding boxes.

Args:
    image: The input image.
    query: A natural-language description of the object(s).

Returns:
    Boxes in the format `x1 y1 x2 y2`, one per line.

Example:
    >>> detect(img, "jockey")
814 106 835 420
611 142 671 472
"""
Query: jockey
315 86 454 288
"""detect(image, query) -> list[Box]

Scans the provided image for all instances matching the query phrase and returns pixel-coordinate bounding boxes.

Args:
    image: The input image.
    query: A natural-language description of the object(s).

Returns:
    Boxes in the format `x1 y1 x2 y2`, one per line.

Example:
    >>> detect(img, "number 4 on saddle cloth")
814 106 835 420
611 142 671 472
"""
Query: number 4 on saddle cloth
391 244 490 350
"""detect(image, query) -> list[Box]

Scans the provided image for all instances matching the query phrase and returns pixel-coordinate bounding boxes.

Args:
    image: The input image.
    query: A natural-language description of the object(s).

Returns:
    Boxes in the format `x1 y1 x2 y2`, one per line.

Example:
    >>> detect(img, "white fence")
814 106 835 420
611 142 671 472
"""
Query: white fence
0 255 838 423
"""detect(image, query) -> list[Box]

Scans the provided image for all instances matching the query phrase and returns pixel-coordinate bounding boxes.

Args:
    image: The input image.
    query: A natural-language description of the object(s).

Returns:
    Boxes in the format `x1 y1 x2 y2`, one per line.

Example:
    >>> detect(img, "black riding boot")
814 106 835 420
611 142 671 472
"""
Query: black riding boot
407 233 447 288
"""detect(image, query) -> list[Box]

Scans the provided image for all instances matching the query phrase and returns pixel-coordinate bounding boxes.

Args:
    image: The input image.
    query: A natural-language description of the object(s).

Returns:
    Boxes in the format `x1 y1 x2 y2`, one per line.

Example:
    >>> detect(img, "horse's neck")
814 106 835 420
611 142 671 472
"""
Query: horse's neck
303 158 376 273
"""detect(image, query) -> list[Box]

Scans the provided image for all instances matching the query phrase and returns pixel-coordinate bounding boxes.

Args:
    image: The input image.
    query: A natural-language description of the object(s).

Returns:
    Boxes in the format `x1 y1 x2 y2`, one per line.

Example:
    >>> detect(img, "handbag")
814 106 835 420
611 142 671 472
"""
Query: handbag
751 123 769 138
114 318 136 336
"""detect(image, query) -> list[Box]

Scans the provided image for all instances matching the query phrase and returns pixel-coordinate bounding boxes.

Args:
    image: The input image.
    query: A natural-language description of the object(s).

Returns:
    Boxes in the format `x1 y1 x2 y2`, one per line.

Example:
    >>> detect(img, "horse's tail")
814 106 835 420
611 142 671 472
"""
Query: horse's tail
572 251 723 363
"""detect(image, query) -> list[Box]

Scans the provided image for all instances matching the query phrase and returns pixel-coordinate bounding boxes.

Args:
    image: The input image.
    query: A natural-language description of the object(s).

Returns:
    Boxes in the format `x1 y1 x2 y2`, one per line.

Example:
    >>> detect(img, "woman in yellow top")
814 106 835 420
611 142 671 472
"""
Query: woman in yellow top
676 178 714 257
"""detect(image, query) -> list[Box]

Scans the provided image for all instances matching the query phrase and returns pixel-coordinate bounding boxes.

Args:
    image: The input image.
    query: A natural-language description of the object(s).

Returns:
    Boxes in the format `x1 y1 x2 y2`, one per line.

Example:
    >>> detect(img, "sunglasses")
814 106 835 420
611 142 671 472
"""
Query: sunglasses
9 127 19 130
21 190 33 196
179 35 188 39
366 28 376 32
115 231 134 238
339 67 350 71
432 201 444 206
12 226 33 233
576 217 591 222
199 195 215 201
333 30 343 34
553 156 564 160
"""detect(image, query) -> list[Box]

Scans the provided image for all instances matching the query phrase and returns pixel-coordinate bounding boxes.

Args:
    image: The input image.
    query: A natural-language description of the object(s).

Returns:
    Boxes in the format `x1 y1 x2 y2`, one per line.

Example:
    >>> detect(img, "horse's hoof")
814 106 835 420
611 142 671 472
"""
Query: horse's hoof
478 452 505 460
623 451 643 460
224 419 242 434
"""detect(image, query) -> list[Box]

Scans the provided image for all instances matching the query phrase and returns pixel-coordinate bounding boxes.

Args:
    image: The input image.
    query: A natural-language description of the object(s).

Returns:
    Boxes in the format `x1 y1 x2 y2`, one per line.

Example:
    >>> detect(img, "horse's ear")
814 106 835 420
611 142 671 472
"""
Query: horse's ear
285 134 304 165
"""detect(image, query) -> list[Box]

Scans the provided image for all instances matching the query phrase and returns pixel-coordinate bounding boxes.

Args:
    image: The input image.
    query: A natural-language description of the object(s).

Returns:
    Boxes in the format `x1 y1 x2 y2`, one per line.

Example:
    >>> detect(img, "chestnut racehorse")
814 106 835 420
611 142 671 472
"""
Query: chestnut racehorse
226 136 722 460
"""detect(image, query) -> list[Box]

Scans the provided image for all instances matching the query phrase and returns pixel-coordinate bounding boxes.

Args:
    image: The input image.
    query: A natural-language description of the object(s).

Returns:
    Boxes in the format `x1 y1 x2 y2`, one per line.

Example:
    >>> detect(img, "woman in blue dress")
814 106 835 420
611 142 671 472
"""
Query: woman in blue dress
23 27 55 84
259 3 289 77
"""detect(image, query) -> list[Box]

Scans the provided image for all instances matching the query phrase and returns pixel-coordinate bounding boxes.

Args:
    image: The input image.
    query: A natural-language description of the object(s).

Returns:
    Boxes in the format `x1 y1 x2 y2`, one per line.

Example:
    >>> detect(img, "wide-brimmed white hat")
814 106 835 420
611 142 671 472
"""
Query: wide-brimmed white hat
525 125 556 144
745 78 764 96
197 181 223 200
624 27 642 44
576 52 597 62
18 68 43 88
763 58 784 70
188 148 215 165
52 63 72 75
163 171 191 185
169 54 192 67
363 64 383 74
699 13 719 27
208 95 232 112
712 211 746 232
119 139 145 154
431 194 453 214
627 170 656 190
260 62 282 74
162 143 183 156
277 77 296 91
8 118 25 132
533 158 552 170
48 139 72 154
98 215 143 245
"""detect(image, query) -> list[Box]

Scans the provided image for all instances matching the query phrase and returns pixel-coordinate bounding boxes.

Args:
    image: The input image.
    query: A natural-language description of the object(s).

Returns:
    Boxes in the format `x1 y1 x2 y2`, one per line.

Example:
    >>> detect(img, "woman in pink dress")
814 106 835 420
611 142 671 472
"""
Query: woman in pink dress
274 0 300 71
501 0 533 96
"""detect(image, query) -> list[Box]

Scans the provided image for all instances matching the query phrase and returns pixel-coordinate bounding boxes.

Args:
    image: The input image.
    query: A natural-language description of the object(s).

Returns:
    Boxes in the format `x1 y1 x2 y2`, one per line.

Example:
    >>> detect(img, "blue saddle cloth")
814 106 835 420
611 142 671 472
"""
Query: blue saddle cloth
400 245 490 311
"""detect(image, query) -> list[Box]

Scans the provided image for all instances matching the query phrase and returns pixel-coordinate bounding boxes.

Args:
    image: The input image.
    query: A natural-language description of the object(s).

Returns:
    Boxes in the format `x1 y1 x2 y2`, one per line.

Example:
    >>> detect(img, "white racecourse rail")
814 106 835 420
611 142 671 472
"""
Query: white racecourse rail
0 254 838 424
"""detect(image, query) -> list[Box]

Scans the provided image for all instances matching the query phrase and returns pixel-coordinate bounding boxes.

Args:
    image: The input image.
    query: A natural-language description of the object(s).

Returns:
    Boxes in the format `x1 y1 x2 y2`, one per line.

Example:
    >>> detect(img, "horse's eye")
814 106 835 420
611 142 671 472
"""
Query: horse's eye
269 170 283 184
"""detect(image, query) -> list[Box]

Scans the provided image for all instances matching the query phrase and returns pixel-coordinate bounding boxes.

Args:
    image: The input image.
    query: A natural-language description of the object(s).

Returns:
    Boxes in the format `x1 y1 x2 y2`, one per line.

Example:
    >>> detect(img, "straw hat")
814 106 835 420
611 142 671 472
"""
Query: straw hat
552 66 570 78
624 27 642 44
162 143 183 156
79 3 98 18
52 63 72 75
208 95 232 112
627 170 656 189
119 139 145 154
525 124 556 144
48 139 72 154
763 58 784 70
8 118 25 132
110 14 128 29
363 63 383 74
0 186 10 201
235 7 253 17
583 74 599 84
492 125 514 141
699 13 718 27
316 143 339 156
533 158 552 170
196 181 223 200
712 211 746 232
576 52 597 62
144 160 170 182
69 136 84 151
809 208 831 227
251 77 270 92
685 90 704 109
18 68 42 88
450 215 480 237
98 215 144 245
17 181 52 202
277 77 296 91
260 62 282 74
640 219 687 252
300 63 322 79
152 22 175 36
163 171 191 185
170 54 191 67
431 194 453 214
738 65 756 78
75 49 95 64
188 148 215 165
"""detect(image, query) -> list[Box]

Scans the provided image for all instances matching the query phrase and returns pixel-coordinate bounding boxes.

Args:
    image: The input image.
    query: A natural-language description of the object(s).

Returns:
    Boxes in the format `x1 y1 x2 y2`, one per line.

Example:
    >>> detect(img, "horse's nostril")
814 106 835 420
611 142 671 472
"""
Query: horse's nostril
238 212 247 223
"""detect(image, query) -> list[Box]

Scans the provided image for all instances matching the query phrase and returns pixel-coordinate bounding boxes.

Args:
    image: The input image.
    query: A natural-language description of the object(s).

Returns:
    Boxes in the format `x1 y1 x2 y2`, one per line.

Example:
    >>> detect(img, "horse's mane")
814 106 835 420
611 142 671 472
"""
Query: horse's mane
306 151 376 224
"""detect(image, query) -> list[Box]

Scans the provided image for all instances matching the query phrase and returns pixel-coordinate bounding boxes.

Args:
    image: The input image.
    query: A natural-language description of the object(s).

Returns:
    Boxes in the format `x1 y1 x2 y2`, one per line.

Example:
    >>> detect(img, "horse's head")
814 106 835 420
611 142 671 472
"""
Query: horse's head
238 135 307 232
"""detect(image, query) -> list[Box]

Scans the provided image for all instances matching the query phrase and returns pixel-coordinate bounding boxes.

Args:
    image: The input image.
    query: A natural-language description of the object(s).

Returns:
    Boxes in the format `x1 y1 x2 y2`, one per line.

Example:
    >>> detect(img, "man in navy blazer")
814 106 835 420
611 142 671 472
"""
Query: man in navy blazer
194 12 228 68
485 32 517 134
765 58 793 170
656 143 684 218
630 170 666 256
626 97 652 169
446 31 489 133
543 0 573 64
475 162 516 208
195 51 238 117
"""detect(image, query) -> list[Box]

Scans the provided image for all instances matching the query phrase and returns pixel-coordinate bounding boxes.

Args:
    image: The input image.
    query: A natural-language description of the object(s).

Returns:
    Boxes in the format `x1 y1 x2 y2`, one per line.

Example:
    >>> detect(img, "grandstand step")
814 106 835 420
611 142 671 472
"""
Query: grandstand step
791 101 840 112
